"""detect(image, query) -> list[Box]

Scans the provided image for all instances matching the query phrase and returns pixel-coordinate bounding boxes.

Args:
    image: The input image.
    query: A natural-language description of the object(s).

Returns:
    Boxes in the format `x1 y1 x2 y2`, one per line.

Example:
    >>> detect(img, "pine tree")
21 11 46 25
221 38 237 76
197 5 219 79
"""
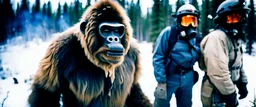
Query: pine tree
32 0 41 26
40 3 47 40
20 0 29 12
190 0 199 10
0 0 4 44
0 1 2 24
150 0 165 50
252 90 256 107
79 1 85 20
142 8 151 41
135 0 142 42
42 3 47 16
75 0 79 23
63 2 68 15
34 0 40 14
18 0 31 41
246 0 255 55
15 3 21 33
47 1 52 19
56 2 61 21
5 0 15 37
74 0 83 23
63 2 70 25
162 0 172 26
127 0 137 38
0 0 15 44
0 0 3 44
208 0 225 31
16 3 19 14
55 2 61 32
211 0 225 17
86 0 91 8
44 1 53 40
117 0 125 8
176 0 185 12
200 0 212 37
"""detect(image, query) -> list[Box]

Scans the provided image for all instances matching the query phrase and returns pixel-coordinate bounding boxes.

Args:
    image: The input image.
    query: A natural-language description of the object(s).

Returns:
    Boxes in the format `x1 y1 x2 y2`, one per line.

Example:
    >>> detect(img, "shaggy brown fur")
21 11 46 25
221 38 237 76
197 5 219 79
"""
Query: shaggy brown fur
27 0 152 107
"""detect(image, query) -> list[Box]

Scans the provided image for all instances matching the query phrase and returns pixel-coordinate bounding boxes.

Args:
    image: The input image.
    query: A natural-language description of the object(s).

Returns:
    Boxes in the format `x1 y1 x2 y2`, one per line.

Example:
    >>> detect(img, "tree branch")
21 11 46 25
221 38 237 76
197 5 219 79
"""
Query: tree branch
1 91 10 107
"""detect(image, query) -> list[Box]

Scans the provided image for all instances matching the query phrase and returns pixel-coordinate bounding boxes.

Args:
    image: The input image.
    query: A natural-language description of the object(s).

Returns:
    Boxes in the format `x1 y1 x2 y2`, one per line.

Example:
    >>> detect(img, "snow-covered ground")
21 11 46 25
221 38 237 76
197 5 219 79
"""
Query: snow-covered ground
138 42 256 107
0 39 255 107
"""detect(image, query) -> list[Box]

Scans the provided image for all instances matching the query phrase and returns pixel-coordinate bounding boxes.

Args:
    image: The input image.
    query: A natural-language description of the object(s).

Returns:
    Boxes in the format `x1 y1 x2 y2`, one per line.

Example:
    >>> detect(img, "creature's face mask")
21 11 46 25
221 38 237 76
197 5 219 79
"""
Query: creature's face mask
98 22 125 57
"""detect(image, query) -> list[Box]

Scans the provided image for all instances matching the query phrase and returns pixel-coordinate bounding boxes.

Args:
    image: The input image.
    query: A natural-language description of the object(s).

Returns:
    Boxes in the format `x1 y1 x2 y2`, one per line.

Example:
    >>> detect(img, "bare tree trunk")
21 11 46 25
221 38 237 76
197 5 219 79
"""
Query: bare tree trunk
164 0 170 26
136 0 141 42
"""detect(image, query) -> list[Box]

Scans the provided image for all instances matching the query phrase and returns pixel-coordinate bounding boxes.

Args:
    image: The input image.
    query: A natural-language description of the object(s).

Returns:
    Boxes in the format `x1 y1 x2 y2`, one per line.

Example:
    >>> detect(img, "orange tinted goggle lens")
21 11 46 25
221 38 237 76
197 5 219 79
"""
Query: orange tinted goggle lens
181 15 198 27
226 13 242 24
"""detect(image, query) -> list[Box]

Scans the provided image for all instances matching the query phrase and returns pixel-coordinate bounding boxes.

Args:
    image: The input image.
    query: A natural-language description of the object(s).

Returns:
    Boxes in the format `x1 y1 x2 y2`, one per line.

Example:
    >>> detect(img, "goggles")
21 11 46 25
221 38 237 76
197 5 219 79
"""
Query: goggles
180 15 198 27
225 10 249 24
226 12 242 24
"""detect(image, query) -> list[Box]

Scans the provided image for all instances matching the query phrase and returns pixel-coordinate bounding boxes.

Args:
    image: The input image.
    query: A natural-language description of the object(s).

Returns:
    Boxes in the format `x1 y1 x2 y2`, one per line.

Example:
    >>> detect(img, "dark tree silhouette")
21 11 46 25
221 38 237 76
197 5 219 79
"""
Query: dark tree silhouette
211 0 225 18
176 0 184 12
16 0 31 41
246 0 255 55
32 0 40 14
55 2 62 32
127 0 136 36
117 0 125 8
47 1 52 19
150 0 165 51
162 0 172 26
42 3 47 16
135 0 142 42
0 0 15 44
190 0 199 10
200 0 212 37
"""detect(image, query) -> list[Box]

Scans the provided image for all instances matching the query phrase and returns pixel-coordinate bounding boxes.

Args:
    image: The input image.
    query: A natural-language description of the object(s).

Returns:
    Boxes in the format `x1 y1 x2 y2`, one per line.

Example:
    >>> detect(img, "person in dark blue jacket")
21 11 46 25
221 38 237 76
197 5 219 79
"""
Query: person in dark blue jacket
153 4 201 107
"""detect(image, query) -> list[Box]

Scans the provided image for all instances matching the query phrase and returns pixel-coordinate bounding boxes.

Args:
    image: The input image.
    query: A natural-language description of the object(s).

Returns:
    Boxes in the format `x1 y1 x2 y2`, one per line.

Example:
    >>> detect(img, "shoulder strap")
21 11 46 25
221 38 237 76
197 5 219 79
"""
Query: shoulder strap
229 38 238 67
186 35 201 55
166 25 178 58
195 34 203 45
166 26 202 55
219 29 238 68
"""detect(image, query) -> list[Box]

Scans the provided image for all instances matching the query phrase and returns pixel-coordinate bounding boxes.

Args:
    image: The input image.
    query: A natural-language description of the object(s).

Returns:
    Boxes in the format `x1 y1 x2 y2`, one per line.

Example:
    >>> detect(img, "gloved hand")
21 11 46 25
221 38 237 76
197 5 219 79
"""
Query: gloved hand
154 82 167 99
193 70 199 84
237 82 248 99
222 91 238 107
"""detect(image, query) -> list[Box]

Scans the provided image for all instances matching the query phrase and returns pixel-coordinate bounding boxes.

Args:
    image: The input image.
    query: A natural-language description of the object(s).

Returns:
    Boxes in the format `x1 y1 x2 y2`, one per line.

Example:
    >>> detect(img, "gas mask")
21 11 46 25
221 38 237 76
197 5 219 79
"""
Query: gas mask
220 11 248 40
179 15 198 39
225 24 246 40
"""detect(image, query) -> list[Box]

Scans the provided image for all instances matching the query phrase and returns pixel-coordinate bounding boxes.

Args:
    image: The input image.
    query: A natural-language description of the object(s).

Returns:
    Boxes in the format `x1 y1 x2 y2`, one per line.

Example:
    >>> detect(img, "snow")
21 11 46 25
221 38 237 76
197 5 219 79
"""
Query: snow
0 40 256 107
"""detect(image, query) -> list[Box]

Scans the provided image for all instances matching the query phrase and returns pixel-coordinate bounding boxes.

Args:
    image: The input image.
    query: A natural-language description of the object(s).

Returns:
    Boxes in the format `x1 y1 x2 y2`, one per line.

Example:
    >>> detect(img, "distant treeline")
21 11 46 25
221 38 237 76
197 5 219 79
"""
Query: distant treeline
0 0 255 54
0 0 89 45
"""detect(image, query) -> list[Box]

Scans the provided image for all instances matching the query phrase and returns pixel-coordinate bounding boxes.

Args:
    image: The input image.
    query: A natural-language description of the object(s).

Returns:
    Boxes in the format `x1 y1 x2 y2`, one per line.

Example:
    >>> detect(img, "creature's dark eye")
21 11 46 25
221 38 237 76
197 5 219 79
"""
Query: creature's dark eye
103 28 110 33
100 26 111 37
117 27 125 37
114 29 119 33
